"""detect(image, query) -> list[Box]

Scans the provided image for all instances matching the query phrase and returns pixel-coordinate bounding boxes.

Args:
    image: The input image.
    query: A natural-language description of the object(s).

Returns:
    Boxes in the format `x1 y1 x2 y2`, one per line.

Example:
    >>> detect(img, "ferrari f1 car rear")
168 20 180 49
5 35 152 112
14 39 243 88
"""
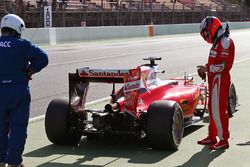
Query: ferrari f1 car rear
45 57 238 150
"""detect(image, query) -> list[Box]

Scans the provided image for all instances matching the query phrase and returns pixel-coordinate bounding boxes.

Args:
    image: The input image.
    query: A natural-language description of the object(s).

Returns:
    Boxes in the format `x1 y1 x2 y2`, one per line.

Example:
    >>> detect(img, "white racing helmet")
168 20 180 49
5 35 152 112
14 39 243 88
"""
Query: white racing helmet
1 14 26 35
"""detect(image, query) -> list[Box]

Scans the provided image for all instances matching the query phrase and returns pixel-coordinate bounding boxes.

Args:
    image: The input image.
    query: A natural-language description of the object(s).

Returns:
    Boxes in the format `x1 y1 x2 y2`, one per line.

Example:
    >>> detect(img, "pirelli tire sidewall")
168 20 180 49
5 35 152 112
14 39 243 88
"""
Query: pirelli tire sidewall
147 100 184 150
45 98 82 145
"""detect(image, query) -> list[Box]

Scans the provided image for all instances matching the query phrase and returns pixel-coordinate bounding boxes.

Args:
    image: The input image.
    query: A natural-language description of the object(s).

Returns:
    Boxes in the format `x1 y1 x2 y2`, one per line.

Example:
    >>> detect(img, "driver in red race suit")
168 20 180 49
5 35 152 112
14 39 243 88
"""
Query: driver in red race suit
197 16 235 150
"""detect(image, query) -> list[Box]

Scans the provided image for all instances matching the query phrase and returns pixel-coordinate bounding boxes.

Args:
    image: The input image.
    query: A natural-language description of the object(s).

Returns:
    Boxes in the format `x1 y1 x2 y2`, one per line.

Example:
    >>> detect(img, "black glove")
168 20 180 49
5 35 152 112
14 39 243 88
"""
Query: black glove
197 68 206 81
26 68 34 80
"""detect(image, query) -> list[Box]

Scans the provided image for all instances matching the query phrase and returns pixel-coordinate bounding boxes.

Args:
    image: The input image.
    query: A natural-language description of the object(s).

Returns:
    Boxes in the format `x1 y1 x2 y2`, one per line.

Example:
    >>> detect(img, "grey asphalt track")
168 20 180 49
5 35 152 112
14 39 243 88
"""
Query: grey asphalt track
23 59 250 167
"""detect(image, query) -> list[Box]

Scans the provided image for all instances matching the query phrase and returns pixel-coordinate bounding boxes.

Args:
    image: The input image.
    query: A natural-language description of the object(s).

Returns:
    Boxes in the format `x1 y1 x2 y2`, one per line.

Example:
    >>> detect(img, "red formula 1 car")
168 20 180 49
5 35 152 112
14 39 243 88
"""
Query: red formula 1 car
45 57 238 150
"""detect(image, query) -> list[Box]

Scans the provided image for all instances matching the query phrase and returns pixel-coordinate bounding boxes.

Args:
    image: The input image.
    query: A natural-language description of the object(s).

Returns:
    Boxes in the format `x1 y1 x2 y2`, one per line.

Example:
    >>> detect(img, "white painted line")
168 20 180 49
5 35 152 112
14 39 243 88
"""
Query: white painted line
29 97 111 123
188 57 250 77
235 57 250 64
29 115 45 123
85 97 110 106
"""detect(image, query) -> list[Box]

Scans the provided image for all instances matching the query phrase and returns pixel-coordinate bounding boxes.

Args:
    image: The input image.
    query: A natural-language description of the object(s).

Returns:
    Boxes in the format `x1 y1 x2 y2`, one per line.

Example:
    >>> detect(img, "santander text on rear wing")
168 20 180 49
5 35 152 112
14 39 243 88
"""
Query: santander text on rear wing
77 68 131 83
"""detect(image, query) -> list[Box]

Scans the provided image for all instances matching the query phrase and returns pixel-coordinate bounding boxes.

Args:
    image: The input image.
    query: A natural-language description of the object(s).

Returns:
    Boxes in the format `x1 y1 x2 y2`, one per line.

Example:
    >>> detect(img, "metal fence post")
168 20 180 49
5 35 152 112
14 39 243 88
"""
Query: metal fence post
141 0 145 25
101 0 104 26
172 1 175 24
182 4 185 23
62 2 66 27
161 1 166 24
40 6 43 27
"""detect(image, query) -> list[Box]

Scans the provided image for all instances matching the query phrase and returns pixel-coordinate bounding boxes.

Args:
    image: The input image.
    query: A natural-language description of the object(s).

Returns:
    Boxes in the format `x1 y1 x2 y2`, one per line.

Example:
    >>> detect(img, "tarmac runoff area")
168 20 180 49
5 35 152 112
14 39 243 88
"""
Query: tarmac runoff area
23 59 250 167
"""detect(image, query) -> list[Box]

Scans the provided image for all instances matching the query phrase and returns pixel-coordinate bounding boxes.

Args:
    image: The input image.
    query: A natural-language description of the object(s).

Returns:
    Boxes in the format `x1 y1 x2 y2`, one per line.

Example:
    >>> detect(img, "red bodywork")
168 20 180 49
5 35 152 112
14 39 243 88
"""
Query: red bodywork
72 63 206 120
117 66 202 119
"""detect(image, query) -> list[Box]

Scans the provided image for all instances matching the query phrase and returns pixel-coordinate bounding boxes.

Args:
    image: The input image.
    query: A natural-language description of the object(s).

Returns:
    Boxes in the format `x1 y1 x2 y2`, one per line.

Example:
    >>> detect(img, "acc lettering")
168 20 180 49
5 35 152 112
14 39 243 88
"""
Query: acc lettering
0 41 11 48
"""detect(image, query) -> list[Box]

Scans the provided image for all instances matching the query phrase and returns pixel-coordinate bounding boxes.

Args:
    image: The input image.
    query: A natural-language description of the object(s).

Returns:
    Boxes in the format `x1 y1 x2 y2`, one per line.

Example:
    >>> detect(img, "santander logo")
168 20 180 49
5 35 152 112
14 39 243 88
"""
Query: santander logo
78 69 129 78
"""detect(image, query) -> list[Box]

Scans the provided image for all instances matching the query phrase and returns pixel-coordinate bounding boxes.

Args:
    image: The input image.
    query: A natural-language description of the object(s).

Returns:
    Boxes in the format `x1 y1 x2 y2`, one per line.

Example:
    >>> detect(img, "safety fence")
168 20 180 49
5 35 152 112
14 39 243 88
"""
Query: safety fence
0 0 250 27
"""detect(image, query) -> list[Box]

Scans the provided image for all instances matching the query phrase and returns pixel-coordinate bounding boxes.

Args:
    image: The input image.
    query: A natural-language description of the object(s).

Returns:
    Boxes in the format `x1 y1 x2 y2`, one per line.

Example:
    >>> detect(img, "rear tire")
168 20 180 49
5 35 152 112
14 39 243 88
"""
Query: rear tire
147 100 184 150
228 83 238 118
45 98 82 145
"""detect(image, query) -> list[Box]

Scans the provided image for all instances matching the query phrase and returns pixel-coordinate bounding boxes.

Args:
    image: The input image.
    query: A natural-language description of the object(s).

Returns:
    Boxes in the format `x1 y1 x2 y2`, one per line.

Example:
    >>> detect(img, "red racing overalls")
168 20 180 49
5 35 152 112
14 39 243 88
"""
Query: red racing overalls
206 35 235 141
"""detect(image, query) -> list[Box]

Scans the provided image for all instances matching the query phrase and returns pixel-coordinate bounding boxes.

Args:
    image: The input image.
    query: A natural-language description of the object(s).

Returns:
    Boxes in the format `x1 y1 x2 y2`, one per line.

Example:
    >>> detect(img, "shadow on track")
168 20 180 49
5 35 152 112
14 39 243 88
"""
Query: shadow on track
24 125 204 167
177 146 225 167
237 141 250 146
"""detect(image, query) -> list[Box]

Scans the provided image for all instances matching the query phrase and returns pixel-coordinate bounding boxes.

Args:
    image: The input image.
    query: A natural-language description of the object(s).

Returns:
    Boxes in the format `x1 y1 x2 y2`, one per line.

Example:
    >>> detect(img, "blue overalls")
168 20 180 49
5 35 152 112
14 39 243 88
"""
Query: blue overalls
0 36 48 165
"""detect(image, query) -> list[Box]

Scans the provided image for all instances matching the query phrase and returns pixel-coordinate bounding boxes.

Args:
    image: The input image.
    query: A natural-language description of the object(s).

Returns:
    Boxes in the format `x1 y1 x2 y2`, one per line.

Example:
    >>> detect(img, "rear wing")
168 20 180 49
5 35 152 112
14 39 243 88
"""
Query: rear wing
69 68 141 117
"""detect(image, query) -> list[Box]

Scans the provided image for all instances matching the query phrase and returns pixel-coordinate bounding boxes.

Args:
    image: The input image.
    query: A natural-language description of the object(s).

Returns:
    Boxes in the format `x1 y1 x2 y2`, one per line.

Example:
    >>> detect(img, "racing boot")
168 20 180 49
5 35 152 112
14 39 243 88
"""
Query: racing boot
0 163 6 167
197 136 217 145
209 140 229 150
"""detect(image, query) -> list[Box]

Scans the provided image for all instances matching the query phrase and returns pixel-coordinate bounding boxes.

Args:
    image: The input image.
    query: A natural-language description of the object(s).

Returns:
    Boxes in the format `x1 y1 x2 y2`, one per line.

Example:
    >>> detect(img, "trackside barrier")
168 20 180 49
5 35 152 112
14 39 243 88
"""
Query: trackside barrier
1 22 249 44
153 22 250 36
21 26 149 44
149 24 154 37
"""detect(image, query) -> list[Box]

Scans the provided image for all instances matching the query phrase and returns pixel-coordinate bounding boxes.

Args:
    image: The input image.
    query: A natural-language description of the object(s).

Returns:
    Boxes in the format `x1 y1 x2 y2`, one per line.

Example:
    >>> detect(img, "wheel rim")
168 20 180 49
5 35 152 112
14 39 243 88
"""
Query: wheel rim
172 109 183 145
229 85 236 113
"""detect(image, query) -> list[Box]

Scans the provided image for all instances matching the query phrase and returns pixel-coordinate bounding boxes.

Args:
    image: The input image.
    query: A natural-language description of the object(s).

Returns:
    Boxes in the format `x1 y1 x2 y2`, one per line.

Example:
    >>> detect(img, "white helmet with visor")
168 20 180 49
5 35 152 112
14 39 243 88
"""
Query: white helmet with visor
1 14 25 35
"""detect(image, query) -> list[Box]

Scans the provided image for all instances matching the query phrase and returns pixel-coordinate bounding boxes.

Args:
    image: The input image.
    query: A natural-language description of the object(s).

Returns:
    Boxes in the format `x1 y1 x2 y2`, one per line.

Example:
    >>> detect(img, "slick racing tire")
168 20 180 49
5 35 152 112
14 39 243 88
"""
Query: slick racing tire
147 100 184 150
45 98 82 145
228 83 238 118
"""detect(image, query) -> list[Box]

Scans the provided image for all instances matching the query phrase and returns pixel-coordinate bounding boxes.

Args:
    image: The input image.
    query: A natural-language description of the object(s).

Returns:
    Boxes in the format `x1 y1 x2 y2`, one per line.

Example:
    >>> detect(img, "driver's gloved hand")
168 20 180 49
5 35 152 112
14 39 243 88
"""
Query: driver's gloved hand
197 66 207 81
